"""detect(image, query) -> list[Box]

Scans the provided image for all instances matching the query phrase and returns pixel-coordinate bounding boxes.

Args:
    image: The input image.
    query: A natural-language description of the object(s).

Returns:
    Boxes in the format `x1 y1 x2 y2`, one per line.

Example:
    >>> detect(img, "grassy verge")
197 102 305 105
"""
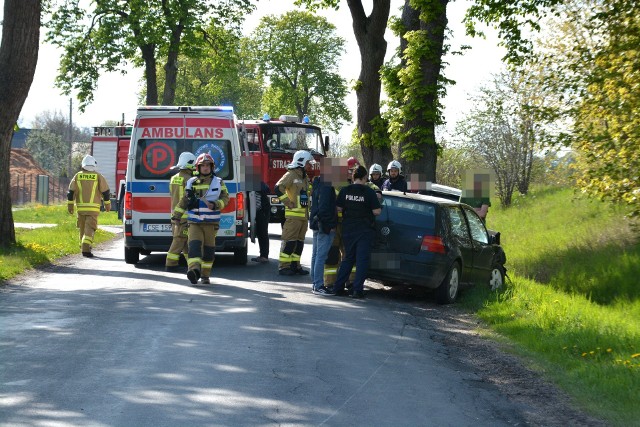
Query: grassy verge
461 186 639 426
13 203 123 225
1 205 119 282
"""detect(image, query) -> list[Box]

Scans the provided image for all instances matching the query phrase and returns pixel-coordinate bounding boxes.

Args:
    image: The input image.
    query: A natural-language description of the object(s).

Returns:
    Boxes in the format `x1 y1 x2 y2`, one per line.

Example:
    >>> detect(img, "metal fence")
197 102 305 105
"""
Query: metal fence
10 174 71 206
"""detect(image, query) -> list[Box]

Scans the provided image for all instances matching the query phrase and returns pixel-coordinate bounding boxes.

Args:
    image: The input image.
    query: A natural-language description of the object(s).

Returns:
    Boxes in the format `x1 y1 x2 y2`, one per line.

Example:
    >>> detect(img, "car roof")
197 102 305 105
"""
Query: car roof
381 190 461 206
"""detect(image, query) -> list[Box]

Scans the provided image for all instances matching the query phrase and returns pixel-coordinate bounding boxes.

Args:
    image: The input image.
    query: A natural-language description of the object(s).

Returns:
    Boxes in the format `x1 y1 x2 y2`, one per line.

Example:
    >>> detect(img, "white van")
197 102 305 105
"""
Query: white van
123 106 249 265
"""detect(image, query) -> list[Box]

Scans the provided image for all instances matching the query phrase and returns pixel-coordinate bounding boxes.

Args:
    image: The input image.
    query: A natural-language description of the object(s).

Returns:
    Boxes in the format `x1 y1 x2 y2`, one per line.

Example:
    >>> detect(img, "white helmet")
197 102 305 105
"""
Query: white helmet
369 163 383 175
288 150 315 169
387 160 402 174
175 152 196 170
81 155 97 172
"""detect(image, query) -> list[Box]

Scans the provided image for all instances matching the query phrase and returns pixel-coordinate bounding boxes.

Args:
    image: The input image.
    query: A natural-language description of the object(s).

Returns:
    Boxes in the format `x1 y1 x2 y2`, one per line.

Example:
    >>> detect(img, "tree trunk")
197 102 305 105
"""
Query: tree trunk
399 0 448 183
0 0 41 248
348 0 393 167
162 20 184 106
141 44 159 105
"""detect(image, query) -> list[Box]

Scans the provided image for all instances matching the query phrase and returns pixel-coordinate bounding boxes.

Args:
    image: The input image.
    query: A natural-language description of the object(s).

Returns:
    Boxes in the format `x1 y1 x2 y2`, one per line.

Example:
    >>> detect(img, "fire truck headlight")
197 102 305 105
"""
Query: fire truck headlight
271 207 278 214
271 197 280 205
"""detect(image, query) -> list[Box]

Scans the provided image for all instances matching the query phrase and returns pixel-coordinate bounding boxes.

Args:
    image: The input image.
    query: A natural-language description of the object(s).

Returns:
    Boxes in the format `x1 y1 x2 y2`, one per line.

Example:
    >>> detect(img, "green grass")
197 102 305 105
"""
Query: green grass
12 203 123 225
461 186 640 426
1 205 119 282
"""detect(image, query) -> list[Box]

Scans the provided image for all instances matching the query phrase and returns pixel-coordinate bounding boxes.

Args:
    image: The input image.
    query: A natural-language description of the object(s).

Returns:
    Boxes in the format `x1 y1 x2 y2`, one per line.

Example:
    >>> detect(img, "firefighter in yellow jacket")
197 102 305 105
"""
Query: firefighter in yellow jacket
67 155 111 258
172 153 229 285
165 152 196 272
276 150 315 275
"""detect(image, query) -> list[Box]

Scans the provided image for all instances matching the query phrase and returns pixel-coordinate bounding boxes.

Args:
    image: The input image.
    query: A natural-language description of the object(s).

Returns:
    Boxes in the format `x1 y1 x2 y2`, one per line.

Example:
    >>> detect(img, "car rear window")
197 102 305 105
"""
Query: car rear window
134 138 233 180
383 197 435 228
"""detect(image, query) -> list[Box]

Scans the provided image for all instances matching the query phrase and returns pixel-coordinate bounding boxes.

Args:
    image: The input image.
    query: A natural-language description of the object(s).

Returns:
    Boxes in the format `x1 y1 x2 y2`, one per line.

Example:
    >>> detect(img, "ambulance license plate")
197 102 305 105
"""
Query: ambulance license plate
144 224 172 232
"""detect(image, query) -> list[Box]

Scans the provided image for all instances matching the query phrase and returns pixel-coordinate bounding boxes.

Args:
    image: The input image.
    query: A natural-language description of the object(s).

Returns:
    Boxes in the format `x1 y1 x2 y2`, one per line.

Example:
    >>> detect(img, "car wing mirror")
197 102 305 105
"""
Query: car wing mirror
489 231 501 245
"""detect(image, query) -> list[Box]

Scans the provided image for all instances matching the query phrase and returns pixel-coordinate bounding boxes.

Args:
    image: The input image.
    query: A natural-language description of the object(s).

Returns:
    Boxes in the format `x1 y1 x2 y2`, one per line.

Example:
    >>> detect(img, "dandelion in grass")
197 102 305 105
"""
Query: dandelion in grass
607 348 612 353
632 353 640 358
582 352 587 357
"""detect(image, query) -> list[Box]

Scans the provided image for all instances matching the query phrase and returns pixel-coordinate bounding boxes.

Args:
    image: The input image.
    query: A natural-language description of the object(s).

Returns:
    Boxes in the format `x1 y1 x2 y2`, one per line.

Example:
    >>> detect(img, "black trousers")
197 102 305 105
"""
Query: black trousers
256 209 270 258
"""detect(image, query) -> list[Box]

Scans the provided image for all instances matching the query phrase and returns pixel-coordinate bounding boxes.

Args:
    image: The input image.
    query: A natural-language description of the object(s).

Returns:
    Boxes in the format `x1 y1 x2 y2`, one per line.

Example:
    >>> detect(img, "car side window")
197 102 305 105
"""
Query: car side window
465 208 489 244
447 207 470 239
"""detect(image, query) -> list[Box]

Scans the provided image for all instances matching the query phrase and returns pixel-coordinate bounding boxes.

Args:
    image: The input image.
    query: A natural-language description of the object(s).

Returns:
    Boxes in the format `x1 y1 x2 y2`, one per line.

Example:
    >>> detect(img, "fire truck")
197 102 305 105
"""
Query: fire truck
238 114 328 223
90 125 131 216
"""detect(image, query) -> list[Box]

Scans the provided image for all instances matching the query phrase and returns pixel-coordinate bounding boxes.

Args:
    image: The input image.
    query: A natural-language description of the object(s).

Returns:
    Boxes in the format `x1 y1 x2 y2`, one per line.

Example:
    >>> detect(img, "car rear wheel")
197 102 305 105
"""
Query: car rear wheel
489 264 505 291
437 262 460 304
124 246 140 264
233 245 248 265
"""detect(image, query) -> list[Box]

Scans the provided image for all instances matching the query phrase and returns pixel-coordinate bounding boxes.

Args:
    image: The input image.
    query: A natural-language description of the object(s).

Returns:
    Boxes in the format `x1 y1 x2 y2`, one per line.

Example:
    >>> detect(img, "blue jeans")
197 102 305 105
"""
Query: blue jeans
311 229 335 290
334 227 375 293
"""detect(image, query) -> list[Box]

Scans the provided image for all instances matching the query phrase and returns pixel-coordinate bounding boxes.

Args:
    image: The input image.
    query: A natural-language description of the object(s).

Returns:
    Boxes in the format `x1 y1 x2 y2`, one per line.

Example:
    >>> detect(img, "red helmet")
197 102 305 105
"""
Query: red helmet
347 157 359 169
195 153 215 168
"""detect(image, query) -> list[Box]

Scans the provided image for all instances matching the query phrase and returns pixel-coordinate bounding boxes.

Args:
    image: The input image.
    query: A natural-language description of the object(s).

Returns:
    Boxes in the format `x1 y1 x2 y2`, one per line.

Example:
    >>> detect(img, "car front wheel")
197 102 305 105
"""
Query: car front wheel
489 264 505 291
437 262 460 304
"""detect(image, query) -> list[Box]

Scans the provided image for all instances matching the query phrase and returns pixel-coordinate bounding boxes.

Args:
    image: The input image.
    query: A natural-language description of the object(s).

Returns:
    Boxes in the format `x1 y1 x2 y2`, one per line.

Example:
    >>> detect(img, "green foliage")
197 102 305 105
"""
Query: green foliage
249 10 351 132
45 0 254 109
461 185 640 425
160 23 262 118
381 1 451 164
352 115 391 150
464 0 565 64
570 2 640 218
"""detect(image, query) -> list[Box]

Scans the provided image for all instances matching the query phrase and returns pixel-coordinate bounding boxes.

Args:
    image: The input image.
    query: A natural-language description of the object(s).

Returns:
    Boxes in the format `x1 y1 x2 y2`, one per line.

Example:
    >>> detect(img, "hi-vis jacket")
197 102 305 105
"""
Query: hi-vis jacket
275 168 310 220
173 174 230 224
67 170 110 215
169 169 194 222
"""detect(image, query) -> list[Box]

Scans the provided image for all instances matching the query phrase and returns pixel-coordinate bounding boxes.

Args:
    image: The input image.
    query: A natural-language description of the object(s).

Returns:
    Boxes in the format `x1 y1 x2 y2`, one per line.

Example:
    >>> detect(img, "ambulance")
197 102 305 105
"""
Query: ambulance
123 106 249 265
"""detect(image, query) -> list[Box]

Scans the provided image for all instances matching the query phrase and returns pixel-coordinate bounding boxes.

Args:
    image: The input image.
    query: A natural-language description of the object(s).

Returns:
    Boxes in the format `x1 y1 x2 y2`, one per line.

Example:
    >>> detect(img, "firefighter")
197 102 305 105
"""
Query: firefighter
382 160 407 192
369 163 385 189
172 153 229 285
275 150 315 275
67 155 111 257
165 152 196 272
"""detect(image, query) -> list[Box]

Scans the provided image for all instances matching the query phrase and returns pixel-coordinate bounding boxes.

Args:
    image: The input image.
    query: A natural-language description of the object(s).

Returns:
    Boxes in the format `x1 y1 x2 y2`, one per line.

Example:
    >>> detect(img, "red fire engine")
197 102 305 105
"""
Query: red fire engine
90 125 131 216
238 114 328 223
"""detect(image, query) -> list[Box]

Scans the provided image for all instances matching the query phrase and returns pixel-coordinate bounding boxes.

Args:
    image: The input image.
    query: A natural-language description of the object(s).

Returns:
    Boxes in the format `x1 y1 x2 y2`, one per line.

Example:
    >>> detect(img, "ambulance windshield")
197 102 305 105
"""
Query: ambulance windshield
134 138 234 180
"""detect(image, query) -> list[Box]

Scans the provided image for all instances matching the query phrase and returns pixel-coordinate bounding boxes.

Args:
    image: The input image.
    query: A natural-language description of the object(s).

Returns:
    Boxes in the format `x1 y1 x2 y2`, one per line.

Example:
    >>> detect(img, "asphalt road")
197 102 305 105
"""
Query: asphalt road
1 225 530 427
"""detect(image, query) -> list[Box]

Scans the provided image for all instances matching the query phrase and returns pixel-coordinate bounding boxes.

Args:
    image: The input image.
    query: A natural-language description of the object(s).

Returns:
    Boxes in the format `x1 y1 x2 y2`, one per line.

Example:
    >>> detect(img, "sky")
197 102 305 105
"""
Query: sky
12 0 505 139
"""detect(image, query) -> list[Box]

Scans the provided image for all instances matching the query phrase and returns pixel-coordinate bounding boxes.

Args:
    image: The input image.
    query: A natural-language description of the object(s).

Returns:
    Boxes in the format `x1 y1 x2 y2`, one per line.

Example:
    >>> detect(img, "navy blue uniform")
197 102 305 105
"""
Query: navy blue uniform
382 175 407 192
333 183 381 294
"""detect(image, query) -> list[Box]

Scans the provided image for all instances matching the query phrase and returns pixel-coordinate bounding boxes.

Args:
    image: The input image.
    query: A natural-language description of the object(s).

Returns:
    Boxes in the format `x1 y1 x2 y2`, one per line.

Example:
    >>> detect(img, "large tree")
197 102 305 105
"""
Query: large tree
382 0 449 181
46 0 253 109
0 0 41 248
250 10 351 132
455 70 545 207
296 0 393 166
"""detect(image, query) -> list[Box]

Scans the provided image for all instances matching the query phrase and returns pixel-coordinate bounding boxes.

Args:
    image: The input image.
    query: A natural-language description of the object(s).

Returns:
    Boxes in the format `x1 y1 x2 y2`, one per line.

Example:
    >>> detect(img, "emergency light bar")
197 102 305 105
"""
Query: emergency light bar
279 115 299 122
137 106 234 113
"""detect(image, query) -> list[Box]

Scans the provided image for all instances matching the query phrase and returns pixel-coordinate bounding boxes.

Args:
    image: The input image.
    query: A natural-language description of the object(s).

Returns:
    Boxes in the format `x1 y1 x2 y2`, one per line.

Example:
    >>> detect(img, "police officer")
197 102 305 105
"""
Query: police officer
165 152 196 272
382 160 407 192
330 165 381 298
275 150 314 275
172 153 229 285
67 155 111 257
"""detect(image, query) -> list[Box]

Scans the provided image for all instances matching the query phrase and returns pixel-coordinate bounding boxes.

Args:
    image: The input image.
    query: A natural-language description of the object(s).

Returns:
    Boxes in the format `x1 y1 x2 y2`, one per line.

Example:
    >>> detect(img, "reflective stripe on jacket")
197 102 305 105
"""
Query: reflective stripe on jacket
68 171 110 213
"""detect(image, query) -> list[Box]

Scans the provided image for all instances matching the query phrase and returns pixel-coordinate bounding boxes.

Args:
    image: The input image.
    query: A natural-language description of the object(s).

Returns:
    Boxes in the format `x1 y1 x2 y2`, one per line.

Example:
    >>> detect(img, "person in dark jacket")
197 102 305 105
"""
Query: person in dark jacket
329 165 381 298
309 159 339 295
251 181 271 263
382 160 407 192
